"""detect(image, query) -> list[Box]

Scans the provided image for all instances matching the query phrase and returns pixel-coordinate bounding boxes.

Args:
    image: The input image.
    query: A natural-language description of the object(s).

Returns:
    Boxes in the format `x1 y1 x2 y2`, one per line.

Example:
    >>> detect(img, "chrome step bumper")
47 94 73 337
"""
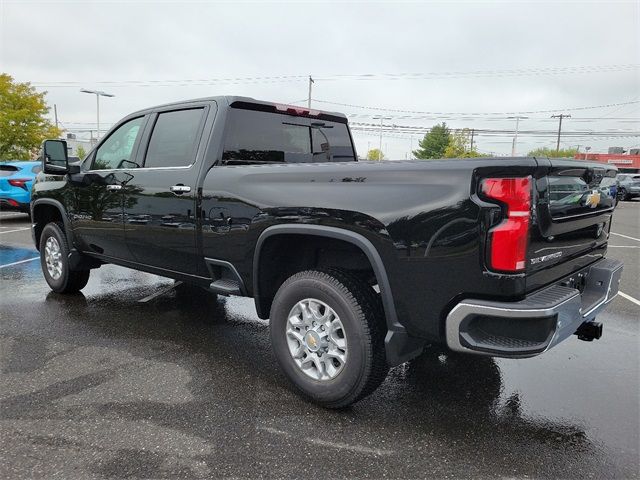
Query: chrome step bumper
445 258 623 357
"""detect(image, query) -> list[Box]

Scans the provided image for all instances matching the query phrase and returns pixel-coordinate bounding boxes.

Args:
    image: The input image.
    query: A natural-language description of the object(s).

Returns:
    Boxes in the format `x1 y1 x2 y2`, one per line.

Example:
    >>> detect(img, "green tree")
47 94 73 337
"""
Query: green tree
413 123 450 159
444 129 486 158
0 74 61 160
366 148 385 160
527 147 578 158
76 145 87 160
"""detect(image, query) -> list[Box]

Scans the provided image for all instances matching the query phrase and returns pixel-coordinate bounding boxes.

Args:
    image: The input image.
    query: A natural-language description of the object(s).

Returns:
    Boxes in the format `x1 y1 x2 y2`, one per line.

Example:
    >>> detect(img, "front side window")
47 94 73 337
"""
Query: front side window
144 108 204 168
92 117 145 170
222 108 355 165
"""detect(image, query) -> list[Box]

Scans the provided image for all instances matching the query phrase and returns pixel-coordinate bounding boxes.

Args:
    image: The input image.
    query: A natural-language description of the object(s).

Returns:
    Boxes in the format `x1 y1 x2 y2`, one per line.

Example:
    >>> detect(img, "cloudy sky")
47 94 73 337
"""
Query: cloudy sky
1 0 638 158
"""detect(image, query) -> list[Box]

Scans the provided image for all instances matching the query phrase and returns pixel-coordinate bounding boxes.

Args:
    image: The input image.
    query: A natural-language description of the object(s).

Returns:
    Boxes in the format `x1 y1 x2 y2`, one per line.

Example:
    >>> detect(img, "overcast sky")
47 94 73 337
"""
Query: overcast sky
1 0 638 158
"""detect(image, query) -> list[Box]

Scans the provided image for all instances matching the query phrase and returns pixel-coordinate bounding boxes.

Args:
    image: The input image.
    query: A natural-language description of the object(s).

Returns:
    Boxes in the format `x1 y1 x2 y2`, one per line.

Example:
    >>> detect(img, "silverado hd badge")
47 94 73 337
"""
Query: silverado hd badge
530 251 563 265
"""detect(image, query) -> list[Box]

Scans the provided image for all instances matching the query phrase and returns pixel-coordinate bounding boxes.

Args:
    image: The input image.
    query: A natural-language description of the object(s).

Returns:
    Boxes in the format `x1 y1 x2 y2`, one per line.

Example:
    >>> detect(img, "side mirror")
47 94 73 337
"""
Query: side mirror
42 139 69 174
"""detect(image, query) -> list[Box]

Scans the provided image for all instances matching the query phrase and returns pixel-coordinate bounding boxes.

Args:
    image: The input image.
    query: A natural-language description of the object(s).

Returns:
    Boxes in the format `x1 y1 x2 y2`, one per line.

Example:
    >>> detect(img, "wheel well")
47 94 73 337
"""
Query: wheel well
255 234 377 319
32 204 64 250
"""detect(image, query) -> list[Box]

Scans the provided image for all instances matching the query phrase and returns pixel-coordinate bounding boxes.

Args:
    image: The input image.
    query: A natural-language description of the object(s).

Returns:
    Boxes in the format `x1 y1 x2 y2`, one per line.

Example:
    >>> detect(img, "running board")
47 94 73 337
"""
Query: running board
209 278 242 296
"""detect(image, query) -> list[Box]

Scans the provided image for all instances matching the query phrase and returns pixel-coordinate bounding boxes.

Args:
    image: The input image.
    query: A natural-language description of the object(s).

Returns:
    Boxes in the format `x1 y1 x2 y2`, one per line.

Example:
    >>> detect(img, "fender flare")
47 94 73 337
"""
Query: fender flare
253 224 424 366
31 198 74 248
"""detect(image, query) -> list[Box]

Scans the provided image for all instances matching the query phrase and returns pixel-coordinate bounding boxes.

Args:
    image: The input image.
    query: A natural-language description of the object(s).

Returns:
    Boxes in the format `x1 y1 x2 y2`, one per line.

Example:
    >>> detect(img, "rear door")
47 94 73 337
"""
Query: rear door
527 158 617 286
122 104 211 275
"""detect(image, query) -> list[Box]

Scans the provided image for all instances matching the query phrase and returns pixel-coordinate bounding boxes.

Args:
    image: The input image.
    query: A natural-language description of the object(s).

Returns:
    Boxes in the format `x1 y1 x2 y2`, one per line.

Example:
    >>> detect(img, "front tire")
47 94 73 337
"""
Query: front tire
619 188 630 201
269 269 388 408
39 222 90 293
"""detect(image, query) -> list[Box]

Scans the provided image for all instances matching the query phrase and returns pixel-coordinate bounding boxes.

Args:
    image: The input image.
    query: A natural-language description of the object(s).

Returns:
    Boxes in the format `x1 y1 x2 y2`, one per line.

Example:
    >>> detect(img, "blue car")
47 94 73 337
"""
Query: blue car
0 161 42 215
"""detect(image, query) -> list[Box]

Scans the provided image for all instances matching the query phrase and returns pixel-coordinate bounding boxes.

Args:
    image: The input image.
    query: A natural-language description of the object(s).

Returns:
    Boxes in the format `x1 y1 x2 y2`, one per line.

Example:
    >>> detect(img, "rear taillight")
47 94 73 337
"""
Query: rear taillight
481 176 532 272
8 178 30 190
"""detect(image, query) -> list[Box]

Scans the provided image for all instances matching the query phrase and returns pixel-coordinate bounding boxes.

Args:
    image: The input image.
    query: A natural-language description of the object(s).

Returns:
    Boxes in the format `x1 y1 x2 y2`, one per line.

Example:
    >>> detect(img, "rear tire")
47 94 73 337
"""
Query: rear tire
39 222 90 294
269 269 388 408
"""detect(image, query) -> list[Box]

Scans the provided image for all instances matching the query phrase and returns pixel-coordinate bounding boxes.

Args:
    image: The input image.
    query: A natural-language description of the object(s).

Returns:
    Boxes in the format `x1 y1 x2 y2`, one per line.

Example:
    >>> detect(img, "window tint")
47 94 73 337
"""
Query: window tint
144 109 204 168
222 109 355 165
93 117 145 170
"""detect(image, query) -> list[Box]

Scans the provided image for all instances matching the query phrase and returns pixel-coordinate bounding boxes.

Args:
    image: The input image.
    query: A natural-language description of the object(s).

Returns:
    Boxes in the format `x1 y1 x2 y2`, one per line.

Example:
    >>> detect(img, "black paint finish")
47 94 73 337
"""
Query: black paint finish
31 96 619 356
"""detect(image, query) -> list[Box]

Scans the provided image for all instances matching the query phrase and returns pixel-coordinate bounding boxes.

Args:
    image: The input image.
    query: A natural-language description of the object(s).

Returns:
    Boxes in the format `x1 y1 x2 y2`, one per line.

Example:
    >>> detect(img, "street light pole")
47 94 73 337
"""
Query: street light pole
307 76 314 108
372 115 392 160
507 116 528 156
80 89 115 139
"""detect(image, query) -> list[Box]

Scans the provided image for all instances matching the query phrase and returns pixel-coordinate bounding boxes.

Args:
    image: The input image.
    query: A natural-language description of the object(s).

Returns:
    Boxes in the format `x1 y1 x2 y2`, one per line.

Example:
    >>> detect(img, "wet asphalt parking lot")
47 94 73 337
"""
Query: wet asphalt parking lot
0 203 638 479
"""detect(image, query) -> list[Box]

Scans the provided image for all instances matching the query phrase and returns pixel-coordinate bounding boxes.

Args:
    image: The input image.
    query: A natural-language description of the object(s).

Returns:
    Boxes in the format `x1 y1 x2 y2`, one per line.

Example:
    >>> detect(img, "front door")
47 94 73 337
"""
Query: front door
71 116 147 260
123 106 209 275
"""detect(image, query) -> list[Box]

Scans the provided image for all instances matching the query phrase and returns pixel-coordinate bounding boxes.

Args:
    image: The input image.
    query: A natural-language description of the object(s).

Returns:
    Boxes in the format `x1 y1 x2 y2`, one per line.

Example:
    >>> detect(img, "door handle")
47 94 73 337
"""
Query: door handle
106 184 123 191
170 185 191 194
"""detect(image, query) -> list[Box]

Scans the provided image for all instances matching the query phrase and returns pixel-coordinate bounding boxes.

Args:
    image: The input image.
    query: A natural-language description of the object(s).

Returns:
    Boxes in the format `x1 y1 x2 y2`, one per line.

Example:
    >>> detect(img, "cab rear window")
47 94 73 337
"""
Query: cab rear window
222 108 355 165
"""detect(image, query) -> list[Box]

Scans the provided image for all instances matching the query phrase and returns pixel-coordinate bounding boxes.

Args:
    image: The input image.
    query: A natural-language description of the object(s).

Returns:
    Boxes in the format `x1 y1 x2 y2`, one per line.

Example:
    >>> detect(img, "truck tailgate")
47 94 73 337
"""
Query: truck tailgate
526 158 617 291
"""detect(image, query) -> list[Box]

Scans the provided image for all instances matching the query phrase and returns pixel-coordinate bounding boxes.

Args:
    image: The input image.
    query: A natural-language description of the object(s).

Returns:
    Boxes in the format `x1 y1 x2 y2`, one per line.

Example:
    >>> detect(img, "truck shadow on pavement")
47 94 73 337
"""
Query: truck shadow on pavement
1 282 613 479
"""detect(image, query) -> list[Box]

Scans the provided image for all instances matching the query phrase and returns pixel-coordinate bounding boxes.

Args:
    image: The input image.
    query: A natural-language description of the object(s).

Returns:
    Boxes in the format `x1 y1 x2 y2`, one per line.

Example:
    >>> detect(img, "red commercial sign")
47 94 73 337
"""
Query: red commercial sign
575 153 640 171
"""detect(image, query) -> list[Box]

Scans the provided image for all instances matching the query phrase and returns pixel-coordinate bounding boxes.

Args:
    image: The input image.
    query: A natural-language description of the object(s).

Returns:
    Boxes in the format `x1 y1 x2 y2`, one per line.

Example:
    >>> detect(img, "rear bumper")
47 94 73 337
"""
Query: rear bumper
445 258 623 357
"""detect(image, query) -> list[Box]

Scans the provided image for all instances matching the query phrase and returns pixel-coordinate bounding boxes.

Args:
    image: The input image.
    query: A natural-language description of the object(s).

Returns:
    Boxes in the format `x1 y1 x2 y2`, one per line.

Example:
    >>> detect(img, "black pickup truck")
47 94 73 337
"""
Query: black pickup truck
32 96 623 407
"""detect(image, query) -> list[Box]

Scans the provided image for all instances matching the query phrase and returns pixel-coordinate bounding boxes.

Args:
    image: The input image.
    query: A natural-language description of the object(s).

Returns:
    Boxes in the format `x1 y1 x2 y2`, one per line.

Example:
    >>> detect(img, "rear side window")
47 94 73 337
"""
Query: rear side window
222 109 355 165
0 165 19 177
144 108 204 168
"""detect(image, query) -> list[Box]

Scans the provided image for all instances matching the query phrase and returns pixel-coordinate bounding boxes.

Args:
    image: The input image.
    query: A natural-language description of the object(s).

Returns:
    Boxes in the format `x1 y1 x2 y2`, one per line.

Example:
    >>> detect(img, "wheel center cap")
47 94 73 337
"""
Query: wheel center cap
304 331 321 352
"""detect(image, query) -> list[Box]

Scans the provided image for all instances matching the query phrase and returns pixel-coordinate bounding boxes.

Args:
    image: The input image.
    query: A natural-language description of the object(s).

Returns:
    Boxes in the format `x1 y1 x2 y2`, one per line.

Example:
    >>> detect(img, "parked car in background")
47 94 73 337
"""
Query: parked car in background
617 173 640 201
0 161 42 215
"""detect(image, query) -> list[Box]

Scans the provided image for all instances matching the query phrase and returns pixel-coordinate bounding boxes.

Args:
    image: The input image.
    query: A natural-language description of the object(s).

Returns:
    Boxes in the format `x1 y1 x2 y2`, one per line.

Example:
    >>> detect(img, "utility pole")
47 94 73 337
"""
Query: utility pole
307 76 314 108
80 89 115 139
551 114 571 152
54 104 59 130
507 116 528 156
469 129 475 152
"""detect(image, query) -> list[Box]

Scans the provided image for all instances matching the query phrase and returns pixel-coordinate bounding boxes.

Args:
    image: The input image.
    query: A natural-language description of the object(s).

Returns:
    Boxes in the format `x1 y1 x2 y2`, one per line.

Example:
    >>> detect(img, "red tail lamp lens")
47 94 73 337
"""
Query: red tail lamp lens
8 178 30 190
481 177 532 272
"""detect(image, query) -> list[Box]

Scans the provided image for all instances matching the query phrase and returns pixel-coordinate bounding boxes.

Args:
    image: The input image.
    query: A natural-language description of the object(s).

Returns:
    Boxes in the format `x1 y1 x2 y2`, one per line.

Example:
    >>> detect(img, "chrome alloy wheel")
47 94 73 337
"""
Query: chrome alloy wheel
44 236 63 280
285 298 348 381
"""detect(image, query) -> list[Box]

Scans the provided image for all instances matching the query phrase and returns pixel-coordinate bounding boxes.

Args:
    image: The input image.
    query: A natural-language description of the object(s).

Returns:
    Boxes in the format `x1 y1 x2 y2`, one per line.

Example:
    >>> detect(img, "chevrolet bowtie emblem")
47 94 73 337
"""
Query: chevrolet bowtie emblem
585 191 601 209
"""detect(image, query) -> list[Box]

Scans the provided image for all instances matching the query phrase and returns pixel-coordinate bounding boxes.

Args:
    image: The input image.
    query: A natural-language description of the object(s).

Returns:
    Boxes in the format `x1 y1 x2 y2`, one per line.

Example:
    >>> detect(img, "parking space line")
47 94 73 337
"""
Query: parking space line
619 292 640 307
0 227 31 235
0 257 39 269
608 245 640 248
611 232 640 243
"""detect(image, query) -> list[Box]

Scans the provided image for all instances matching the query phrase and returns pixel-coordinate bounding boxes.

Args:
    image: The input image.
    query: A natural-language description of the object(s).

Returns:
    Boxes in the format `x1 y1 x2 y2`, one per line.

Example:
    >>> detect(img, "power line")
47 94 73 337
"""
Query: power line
312 99 640 116
30 63 639 88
